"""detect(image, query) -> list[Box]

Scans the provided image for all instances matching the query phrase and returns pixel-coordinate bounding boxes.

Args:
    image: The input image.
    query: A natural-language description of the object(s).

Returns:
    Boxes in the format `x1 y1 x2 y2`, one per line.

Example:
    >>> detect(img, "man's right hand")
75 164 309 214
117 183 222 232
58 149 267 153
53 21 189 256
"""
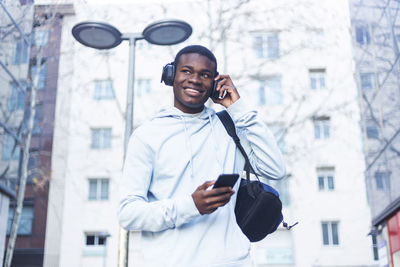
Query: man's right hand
192 180 235 215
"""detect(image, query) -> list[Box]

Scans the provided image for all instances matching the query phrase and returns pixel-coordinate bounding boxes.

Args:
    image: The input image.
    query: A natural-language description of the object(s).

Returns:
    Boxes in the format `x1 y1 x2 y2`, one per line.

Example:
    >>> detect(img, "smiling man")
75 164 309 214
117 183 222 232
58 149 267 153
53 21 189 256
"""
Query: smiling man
118 45 286 267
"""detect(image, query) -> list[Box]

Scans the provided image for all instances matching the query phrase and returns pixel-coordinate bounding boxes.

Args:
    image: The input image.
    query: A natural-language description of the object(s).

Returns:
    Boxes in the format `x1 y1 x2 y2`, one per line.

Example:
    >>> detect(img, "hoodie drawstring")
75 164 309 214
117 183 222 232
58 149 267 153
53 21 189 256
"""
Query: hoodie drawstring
181 109 224 180
182 116 195 179
206 109 224 173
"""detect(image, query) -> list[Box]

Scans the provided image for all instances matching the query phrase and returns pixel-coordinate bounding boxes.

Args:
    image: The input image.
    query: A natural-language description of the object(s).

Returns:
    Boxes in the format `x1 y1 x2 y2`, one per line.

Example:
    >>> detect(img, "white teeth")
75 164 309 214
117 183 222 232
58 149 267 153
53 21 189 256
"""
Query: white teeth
186 88 202 93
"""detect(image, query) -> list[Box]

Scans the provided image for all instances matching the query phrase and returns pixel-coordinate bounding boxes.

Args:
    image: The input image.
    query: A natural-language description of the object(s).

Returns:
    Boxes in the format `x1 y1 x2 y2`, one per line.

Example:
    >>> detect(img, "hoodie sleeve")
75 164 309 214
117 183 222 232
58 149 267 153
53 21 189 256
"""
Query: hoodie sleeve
226 98 286 180
118 133 201 232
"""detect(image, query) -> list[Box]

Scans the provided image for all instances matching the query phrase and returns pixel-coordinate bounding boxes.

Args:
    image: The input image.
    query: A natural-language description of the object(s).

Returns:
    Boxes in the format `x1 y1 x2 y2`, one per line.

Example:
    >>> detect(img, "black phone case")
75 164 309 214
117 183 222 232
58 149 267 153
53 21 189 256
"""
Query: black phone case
213 174 240 188
211 79 224 99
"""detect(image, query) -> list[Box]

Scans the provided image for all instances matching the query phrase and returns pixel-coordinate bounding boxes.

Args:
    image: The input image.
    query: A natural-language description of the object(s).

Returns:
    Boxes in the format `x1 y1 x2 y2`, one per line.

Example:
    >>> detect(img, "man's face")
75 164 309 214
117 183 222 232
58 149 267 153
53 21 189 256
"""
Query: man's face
173 53 216 114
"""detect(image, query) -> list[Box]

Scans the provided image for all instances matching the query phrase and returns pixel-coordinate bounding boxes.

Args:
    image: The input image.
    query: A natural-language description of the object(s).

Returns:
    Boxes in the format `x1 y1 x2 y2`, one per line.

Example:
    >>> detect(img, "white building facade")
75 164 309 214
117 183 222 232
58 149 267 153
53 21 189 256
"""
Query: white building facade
45 0 377 266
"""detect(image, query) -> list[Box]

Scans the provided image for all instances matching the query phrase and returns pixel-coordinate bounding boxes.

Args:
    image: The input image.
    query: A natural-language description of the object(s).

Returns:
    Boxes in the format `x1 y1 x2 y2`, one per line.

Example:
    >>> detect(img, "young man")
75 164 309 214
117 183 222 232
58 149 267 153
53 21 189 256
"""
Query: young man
118 45 285 266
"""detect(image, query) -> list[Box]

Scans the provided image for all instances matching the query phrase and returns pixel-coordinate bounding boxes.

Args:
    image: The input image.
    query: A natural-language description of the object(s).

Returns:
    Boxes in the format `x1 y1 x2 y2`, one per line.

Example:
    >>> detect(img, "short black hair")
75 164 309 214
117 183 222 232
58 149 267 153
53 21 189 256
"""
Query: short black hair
174 45 218 75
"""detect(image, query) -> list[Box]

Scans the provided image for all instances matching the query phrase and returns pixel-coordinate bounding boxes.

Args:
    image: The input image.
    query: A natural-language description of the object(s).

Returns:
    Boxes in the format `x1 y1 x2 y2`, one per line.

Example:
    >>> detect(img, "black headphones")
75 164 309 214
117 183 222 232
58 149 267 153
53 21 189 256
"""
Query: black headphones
160 62 176 86
161 62 222 99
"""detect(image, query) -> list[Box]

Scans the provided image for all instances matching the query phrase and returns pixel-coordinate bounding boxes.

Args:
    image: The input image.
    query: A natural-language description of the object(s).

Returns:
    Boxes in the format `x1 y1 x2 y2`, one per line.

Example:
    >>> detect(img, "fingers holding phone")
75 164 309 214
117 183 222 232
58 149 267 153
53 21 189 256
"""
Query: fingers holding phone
212 75 240 108
192 174 239 215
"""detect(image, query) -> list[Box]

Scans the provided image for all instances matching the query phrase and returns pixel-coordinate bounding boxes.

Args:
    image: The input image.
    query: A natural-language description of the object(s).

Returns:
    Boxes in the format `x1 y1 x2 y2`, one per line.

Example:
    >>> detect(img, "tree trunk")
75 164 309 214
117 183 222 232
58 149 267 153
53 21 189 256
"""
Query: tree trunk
4 50 43 267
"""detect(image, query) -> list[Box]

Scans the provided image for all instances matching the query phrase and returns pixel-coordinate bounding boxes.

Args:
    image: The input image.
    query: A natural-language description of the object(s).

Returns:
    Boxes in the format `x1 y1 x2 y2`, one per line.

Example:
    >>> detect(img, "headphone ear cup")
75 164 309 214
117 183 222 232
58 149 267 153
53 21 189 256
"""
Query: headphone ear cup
161 63 175 86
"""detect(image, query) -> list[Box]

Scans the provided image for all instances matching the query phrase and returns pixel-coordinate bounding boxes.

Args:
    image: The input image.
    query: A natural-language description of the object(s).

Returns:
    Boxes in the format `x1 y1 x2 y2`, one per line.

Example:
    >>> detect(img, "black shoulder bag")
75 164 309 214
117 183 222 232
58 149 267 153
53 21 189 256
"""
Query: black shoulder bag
217 110 296 242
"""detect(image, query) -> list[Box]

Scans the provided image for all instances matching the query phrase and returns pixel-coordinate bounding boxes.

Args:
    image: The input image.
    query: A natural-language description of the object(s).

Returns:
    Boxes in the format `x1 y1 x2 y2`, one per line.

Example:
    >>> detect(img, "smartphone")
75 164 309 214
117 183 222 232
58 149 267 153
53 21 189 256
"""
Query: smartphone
213 174 240 189
211 79 227 99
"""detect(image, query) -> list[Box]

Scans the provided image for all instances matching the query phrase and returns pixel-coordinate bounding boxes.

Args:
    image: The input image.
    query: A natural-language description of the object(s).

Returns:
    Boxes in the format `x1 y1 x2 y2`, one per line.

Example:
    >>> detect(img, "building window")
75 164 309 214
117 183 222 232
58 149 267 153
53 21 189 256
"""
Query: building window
317 167 335 191
8 82 26 111
85 233 107 246
2 133 20 161
309 69 326 90
374 171 390 191
355 25 371 45
32 29 49 47
258 77 282 106
94 80 114 100
314 117 330 139
371 234 379 261
91 128 112 149
322 221 339 246
7 205 34 235
360 73 376 90
136 79 152 97
13 40 29 65
366 123 379 139
30 61 47 90
253 33 280 59
88 178 109 200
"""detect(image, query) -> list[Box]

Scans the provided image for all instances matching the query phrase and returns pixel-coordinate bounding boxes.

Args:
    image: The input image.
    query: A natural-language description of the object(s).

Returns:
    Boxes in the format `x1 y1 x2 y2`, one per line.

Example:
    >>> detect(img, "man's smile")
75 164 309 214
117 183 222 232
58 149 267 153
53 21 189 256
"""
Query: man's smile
184 87 205 96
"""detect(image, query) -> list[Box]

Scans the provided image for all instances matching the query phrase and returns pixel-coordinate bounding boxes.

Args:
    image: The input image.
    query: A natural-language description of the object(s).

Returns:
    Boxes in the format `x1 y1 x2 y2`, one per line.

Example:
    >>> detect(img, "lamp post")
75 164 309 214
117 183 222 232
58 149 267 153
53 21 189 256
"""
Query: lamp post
72 19 192 267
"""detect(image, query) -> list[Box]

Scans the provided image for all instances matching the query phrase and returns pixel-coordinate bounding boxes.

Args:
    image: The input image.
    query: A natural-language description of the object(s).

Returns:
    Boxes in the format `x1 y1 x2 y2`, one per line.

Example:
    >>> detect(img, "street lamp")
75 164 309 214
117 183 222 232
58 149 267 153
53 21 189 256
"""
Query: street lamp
72 19 192 152
71 19 192 267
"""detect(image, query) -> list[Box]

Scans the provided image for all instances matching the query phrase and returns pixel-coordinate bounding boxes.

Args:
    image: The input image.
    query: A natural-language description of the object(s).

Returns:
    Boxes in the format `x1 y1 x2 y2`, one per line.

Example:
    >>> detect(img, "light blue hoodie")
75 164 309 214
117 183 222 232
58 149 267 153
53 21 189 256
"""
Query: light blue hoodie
118 99 286 267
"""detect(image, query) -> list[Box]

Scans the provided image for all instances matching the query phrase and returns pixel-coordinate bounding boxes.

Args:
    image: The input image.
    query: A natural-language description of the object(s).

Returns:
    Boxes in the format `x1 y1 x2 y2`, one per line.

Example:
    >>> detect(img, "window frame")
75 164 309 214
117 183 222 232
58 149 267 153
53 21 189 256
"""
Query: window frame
93 80 115 100
257 76 283 106
7 204 35 236
2 133 20 161
8 81 27 112
360 72 376 90
321 221 340 246
253 33 280 59
309 69 327 90
136 79 152 97
374 171 391 191
13 39 29 65
317 167 335 191
366 122 380 139
88 178 109 200
85 233 107 247
313 117 331 139
355 24 371 45
90 128 112 149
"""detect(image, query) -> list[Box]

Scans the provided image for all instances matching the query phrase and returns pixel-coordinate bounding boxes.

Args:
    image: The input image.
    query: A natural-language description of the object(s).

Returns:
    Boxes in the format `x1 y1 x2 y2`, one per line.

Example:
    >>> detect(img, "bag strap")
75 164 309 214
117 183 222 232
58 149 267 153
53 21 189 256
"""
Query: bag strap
217 110 299 230
216 111 255 180
216 110 283 181
216 110 258 198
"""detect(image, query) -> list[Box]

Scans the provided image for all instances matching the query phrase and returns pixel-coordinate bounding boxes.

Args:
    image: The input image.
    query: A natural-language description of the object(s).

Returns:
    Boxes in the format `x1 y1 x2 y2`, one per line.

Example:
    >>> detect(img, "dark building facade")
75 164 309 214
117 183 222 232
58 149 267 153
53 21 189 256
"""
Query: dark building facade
1 3 74 266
